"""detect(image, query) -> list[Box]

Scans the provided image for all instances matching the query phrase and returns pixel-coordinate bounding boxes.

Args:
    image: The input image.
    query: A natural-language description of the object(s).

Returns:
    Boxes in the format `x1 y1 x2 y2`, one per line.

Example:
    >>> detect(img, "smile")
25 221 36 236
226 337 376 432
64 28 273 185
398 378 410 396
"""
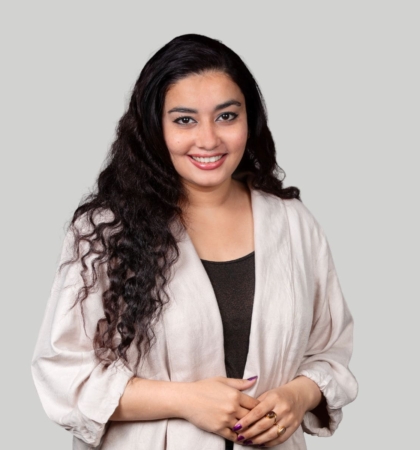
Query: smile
190 155 224 163
188 153 228 170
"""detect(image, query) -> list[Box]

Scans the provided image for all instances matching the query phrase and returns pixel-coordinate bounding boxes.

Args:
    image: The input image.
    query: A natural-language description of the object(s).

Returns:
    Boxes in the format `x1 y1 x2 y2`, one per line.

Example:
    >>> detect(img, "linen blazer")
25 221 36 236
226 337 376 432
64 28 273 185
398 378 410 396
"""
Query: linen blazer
31 180 358 450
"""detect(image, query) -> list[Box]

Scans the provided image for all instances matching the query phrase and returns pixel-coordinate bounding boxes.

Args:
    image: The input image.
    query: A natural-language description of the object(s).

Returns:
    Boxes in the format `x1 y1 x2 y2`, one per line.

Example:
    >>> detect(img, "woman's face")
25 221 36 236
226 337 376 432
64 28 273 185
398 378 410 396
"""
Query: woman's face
162 71 248 191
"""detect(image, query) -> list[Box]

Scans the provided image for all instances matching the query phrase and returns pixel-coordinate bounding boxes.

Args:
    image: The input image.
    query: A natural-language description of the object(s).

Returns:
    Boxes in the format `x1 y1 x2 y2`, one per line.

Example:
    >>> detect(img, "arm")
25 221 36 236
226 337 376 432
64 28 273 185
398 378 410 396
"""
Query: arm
110 376 259 432
31 221 135 447
31 218 260 445
294 219 358 436
226 372 325 446
227 211 357 446
109 378 187 421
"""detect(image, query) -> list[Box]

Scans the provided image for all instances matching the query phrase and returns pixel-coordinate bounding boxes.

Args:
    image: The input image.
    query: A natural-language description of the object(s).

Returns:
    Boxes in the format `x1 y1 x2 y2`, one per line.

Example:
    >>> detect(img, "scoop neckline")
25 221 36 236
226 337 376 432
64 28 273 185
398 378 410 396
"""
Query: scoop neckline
200 251 255 264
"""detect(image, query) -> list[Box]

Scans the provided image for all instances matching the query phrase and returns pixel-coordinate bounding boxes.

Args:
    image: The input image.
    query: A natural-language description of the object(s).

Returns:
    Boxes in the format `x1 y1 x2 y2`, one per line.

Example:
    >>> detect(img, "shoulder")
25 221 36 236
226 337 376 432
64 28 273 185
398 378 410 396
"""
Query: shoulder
255 190 328 257
282 197 317 228
255 190 317 231
62 208 117 256
71 208 116 234
67 208 118 243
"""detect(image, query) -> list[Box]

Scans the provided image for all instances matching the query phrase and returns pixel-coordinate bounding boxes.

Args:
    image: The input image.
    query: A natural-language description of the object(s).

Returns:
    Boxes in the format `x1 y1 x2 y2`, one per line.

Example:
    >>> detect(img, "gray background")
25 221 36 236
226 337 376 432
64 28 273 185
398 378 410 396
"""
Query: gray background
2 0 419 448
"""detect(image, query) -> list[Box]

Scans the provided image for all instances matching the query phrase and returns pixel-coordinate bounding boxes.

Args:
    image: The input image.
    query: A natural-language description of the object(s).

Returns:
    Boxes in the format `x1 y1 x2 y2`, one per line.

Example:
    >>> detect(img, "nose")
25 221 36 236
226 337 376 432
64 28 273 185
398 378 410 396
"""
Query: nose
195 121 220 150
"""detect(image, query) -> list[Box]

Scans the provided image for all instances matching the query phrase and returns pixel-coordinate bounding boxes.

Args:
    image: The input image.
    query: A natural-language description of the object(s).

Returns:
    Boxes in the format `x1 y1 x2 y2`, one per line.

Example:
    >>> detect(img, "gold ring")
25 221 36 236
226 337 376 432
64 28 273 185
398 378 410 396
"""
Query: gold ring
277 425 287 437
265 410 277 424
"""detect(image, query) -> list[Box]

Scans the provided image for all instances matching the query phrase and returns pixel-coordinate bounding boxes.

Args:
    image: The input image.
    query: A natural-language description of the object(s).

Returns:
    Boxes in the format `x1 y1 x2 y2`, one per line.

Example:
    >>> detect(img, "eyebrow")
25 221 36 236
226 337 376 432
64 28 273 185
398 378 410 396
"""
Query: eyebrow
167 100 242 114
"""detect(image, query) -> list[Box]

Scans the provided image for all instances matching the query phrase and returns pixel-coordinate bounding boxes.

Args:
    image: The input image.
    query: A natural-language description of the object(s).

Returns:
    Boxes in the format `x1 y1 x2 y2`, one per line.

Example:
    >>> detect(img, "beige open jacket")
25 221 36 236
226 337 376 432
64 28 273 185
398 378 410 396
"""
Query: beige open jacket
31 179 358 449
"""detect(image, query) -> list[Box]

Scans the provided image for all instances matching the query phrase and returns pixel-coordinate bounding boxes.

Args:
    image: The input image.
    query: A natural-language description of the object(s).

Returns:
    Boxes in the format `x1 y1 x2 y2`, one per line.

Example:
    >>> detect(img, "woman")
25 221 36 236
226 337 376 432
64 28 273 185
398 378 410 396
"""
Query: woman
31 34 357 449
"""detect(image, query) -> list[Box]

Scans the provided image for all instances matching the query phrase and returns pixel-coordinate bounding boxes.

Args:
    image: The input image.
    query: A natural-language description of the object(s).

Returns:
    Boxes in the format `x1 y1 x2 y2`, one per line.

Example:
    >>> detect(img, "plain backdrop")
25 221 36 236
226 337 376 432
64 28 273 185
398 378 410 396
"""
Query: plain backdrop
1 1 419 448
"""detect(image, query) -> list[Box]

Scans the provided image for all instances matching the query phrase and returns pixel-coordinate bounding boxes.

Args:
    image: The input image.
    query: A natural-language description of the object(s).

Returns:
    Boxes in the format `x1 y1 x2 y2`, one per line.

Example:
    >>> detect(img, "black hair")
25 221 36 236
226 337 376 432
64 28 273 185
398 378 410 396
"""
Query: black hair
62 34 300 370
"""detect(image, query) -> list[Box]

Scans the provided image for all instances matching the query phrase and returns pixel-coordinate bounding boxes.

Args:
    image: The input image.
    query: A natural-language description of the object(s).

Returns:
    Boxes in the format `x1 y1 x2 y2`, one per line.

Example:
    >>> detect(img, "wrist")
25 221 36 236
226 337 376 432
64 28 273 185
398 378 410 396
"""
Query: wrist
288 376 323 412
155 379 196 420
170 381 193 420
111 378 191 421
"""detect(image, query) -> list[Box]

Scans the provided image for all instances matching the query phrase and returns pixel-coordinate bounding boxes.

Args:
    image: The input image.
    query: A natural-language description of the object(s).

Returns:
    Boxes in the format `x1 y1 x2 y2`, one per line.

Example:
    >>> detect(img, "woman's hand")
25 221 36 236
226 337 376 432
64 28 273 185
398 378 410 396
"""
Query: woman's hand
231 376 322 447
179 376 260 442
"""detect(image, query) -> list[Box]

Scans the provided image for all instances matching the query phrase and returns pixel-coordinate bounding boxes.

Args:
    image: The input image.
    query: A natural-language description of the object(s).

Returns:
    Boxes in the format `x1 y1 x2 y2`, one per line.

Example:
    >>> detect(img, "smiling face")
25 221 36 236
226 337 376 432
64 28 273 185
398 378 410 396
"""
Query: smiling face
162 71 248 191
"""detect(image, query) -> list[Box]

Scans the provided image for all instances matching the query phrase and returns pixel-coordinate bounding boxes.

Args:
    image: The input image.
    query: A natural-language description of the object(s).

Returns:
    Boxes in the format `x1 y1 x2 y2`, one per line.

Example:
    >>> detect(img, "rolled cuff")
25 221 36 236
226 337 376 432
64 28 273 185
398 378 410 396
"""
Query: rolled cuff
295 368 343 437
61 360 135 447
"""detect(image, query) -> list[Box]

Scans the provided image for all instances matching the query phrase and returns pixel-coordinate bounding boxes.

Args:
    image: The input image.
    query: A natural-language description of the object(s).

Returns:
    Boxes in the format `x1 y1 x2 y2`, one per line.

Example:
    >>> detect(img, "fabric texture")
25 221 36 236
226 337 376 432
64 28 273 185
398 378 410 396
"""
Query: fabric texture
201 251 256 450
31 176 358 449
200 251 255 380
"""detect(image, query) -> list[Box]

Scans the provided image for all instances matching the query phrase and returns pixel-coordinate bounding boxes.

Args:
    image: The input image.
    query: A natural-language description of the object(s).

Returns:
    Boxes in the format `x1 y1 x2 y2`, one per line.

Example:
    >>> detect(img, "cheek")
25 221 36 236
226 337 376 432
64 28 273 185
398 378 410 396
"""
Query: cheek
228 129 248 154
167 143 187 161
163 129 185 157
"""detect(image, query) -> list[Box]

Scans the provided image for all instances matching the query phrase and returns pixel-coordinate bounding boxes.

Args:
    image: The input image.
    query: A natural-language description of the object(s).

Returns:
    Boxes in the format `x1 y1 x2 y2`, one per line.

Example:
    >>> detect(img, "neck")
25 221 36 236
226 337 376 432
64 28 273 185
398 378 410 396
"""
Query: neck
183 177 236 211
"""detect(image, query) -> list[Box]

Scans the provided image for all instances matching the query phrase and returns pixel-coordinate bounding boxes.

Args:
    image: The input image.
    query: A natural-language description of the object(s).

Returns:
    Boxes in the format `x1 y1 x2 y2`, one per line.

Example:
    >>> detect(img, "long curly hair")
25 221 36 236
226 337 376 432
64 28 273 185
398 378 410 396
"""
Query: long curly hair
61 34 301 371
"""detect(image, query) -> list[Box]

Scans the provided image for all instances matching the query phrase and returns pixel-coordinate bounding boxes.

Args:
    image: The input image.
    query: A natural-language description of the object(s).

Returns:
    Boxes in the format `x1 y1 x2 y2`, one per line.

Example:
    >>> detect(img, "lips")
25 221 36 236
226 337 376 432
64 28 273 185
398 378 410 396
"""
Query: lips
188 153 227 170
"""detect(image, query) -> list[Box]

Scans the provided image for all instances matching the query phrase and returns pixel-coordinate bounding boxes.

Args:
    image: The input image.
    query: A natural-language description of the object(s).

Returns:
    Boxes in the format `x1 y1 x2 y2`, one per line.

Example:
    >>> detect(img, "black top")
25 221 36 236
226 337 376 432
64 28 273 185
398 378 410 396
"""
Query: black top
200 251 255 450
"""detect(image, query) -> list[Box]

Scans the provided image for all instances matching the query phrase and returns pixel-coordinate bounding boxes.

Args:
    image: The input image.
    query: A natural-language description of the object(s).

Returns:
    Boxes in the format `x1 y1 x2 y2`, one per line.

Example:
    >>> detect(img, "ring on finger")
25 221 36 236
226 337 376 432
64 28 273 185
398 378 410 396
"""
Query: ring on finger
265 410 277 424
276 425 287 437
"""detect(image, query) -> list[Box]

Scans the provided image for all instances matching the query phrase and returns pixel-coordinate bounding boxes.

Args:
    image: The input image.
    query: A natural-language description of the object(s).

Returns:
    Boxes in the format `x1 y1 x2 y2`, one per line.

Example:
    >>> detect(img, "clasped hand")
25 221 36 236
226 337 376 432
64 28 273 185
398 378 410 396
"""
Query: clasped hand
183 375 320 447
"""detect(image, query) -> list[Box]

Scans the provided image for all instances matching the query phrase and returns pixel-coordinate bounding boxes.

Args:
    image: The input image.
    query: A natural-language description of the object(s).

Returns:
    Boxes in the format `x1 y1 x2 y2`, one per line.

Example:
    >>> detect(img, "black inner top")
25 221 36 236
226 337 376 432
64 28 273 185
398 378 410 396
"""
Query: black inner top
200 251 255 379
200 251 255 450
200 250 329 449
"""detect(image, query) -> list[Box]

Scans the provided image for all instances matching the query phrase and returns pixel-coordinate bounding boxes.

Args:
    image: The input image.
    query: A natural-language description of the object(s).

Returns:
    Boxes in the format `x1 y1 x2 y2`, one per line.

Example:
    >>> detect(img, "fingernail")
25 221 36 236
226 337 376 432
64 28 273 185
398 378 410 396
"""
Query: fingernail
232 423 242 431
243 439 253 445
247 375 258 381
237 435 245 441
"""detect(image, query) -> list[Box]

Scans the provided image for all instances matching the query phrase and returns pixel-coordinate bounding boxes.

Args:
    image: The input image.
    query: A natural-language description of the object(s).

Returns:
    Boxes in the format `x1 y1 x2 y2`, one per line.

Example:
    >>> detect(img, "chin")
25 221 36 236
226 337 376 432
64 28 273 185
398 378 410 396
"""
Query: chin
187 176 230 189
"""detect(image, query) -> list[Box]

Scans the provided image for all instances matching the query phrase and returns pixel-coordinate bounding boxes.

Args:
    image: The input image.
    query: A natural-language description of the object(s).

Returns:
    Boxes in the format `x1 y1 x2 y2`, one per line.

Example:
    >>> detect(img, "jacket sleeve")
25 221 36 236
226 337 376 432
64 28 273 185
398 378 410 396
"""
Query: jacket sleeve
295 217 358 437
31 220 135 447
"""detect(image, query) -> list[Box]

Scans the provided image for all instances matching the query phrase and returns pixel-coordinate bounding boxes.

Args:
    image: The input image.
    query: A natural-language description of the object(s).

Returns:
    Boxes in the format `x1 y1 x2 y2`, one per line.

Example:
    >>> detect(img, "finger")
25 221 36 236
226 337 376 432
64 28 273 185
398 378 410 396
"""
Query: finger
237 425 277 447
256 391 269 402
222 427 244 443
221 376 258 391
231 401 270 432
235 406 254 421
244 421 296 447
227 406 255 436
238 392 260 411
234 415 275 442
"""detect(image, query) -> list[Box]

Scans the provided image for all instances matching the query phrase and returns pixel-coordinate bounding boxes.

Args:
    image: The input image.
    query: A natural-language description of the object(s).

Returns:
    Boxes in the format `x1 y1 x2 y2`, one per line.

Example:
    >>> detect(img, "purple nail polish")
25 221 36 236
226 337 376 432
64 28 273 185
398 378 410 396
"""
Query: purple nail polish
232 423 242 431
247 375 258 381
237 435 245 441
243 439 253 445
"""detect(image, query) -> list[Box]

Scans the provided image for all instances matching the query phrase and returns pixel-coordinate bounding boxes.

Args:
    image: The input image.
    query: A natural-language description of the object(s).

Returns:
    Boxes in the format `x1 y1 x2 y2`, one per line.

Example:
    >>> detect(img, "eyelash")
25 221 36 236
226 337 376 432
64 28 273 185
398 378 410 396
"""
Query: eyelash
173 112 238 125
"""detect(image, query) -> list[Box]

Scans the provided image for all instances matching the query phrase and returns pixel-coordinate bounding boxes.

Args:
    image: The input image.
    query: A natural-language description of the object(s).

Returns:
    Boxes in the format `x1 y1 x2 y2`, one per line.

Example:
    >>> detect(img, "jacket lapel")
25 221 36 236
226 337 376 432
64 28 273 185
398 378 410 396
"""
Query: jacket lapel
164 220 227 382
242 187 295 398
162 181 295 449
164 180 294 392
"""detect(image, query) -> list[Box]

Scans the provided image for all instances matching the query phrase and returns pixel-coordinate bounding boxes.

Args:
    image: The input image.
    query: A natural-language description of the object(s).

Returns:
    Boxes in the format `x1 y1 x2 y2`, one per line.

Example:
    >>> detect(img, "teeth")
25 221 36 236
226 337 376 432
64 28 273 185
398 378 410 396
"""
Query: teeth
191 155 223 163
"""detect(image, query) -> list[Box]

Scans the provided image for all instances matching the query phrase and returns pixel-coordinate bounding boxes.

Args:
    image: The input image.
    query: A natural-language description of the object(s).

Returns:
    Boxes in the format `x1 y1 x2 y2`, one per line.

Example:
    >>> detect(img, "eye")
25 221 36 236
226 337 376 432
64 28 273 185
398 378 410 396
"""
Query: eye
173 116 196 125
217 112 238 122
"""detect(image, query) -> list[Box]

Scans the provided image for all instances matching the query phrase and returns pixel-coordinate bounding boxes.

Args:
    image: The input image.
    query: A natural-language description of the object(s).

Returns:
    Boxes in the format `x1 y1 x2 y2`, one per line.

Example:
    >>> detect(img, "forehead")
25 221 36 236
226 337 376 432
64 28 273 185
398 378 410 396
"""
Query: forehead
164 71 244 107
